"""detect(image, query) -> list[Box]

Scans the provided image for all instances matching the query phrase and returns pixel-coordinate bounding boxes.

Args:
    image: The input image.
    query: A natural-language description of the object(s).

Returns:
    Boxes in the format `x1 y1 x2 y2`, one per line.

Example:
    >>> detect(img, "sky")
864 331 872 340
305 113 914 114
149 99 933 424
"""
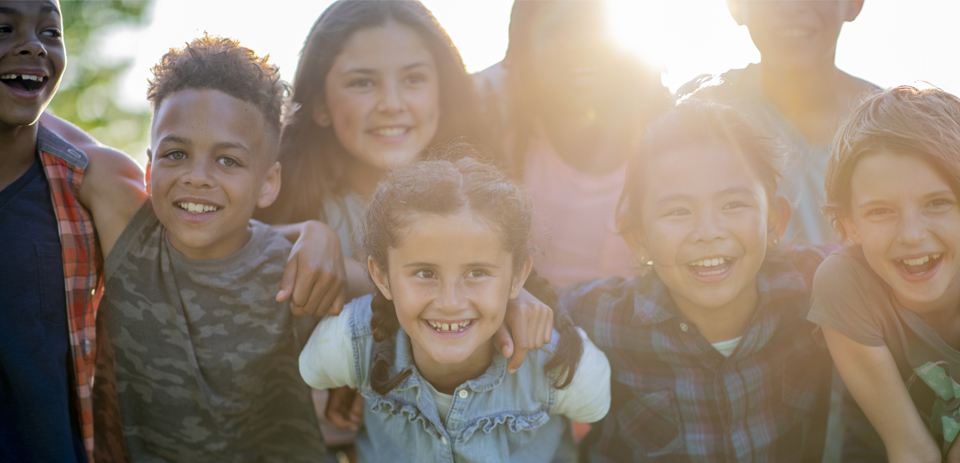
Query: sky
97 0 960 123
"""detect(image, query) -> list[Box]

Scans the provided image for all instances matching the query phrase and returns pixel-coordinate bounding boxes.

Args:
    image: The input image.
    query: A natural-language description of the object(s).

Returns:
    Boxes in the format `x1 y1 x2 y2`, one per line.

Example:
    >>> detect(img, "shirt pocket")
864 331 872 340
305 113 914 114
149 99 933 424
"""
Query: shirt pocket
36 243 65 324
616 388 684 457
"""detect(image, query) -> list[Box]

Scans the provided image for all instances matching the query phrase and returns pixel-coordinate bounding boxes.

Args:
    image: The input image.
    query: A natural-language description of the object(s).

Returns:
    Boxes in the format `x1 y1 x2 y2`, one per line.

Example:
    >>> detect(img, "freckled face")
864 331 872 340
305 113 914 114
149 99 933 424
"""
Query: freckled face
842 152 960 314
0 0 65 129
318 20 440 172
148 89 279 260
633 142 776 314
371 211 525 372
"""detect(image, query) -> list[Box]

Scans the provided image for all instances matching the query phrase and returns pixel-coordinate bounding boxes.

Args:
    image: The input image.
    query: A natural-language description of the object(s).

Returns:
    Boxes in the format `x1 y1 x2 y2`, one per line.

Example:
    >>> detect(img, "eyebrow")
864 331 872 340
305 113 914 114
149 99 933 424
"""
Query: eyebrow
401 261 500 269
856 189 956 209
341 61 432 76
655 187 755 204
0 4 60 16
157 136 251 156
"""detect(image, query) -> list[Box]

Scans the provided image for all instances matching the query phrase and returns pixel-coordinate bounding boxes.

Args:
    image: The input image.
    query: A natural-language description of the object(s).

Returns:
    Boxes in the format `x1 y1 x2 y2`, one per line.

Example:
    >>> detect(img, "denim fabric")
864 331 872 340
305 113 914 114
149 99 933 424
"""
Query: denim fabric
346 296 576 463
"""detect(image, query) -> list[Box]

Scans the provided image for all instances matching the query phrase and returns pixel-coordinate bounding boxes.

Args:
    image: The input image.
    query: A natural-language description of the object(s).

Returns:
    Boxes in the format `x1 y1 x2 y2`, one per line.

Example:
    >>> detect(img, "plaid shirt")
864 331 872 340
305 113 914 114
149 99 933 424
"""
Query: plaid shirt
37 125 102 462
560 247 835 463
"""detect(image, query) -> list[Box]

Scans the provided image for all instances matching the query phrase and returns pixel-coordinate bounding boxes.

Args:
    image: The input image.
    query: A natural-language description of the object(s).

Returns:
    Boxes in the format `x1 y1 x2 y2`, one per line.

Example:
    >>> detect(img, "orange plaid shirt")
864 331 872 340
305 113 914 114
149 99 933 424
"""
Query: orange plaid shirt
37 124 102 462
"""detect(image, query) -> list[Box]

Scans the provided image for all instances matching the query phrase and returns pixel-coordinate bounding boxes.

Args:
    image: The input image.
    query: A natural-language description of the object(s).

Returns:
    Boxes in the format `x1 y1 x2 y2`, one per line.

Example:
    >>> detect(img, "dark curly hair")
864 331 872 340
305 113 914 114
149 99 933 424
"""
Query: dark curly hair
147 33 286 138
361 150 583 395
254 0 498 225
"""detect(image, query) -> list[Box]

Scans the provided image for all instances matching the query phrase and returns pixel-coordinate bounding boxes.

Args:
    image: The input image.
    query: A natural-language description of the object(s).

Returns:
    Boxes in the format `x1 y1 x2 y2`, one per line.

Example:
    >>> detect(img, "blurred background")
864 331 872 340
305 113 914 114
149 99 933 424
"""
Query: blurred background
53 0 960 165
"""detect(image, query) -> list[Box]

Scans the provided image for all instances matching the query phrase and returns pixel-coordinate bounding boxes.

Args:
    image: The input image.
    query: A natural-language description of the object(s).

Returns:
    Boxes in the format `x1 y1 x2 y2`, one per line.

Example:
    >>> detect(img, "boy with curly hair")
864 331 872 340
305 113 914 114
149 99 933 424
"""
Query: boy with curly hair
90 34 326 462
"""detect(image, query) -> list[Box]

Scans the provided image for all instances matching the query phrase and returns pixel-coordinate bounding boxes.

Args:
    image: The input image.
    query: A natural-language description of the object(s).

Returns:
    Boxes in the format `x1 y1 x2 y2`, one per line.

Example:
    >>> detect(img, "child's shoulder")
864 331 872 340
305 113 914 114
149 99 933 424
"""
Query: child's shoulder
813 245 874 286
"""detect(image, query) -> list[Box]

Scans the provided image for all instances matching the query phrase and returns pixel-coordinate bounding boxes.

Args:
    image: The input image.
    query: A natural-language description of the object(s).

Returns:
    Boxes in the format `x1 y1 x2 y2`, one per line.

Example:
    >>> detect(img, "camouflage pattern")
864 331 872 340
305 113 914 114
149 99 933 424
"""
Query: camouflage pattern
95 200 324 462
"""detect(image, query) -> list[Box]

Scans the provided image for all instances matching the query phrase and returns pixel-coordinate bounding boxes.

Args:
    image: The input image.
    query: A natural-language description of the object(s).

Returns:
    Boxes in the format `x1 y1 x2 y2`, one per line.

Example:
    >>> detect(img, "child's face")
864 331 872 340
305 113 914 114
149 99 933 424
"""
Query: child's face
0 0 64 130
841 152 960 314
316 20 440 173
627 142 788 315
730 0 861 71
369 211 530 373
147 89 280 260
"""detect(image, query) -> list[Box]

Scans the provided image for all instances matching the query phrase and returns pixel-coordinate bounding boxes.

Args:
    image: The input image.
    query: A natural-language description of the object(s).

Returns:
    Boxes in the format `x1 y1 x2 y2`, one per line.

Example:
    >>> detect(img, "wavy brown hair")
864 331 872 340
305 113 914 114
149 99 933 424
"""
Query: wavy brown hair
255 0 497 224
824 86 960 241
361 151 583 395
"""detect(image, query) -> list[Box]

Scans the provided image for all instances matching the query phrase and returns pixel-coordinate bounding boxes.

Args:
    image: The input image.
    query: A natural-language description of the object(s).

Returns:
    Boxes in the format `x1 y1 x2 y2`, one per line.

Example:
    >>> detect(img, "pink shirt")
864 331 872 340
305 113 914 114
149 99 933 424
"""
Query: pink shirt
520 130 637 288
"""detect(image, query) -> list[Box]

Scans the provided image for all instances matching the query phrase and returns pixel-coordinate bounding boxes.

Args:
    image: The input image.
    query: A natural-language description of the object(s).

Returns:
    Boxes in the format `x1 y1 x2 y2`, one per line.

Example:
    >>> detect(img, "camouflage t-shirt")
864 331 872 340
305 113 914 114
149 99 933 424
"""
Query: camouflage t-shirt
95 199 324 462
809 245 960 456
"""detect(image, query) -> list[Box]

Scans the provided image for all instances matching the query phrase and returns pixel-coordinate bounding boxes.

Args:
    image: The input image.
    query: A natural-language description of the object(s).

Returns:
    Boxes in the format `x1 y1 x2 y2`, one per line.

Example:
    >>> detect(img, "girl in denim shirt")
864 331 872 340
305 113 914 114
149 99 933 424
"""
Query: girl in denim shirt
300 154 611 462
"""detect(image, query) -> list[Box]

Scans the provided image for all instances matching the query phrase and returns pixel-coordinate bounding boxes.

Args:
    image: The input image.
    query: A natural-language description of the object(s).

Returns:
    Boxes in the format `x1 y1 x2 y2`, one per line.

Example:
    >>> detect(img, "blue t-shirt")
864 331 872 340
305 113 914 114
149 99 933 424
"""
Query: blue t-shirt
0 158 87 463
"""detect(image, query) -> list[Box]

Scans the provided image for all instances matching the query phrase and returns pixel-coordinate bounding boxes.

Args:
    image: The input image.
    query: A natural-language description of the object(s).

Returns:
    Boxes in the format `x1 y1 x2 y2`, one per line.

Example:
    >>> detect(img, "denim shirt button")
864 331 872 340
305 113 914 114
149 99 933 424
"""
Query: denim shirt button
458 390 468 399
679 322 689 332
441 436 447 445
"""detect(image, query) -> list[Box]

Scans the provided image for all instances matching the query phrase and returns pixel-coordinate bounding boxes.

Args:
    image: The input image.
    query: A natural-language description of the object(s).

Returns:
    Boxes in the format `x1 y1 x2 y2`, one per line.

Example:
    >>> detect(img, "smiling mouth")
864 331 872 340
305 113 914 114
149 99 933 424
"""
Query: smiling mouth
0 74 47 92
370 127 410 137
176 201 220 213
687 257 735 276
425 319 474 333
894 253 942 276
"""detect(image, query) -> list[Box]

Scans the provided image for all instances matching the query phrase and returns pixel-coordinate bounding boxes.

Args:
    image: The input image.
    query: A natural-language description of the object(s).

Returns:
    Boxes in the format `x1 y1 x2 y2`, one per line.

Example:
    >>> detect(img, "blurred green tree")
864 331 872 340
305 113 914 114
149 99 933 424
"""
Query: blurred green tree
47 0 153 163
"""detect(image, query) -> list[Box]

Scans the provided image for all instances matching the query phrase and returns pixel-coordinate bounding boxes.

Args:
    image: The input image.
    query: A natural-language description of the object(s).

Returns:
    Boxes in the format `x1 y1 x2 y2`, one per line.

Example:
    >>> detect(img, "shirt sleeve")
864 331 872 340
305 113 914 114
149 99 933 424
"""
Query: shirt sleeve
298 305 357 390
551 328 611 423
807 250 887 347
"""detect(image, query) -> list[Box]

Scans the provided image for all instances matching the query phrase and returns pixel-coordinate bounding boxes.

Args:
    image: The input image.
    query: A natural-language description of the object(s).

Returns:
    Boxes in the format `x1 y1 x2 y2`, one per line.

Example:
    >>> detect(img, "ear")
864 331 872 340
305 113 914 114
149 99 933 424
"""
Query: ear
145 152 153 196
509 256 534 299
726 0 745 26
368 256 394 300
256 162 282 209
839 216 862 244
619 217 651 266
843 0 864 22
312 95 332 128
766 195 792 247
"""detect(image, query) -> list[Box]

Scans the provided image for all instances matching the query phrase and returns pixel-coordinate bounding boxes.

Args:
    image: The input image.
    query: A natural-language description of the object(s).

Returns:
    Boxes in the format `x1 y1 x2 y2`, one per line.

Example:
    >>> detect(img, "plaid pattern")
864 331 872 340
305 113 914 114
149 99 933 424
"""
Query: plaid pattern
561 247 835 463
37 125 102 463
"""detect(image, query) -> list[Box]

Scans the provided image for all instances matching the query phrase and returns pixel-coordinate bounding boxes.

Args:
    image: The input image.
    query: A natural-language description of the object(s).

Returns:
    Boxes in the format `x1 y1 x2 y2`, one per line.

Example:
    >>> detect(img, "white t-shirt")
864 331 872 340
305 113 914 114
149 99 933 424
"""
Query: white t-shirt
711 336 742 358
299 304 611 424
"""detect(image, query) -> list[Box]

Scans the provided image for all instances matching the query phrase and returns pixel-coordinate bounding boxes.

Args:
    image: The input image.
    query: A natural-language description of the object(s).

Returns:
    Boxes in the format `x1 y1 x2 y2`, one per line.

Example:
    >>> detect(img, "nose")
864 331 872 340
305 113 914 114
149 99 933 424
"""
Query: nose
690 209 727 243
180 160 214 188
15 30 47 58
436 278 467 312
897 208 929 246
377 80 405 114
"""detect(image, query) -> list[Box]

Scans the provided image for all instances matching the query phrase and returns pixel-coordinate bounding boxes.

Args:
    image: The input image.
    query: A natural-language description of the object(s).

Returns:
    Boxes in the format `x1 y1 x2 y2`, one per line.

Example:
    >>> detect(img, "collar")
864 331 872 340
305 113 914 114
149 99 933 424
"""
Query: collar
37 124 88 170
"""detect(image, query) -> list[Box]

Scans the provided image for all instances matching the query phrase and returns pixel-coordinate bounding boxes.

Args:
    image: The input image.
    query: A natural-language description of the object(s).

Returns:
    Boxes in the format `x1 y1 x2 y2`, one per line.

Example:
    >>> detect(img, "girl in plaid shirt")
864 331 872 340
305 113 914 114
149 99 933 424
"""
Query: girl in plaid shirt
561 100 835 462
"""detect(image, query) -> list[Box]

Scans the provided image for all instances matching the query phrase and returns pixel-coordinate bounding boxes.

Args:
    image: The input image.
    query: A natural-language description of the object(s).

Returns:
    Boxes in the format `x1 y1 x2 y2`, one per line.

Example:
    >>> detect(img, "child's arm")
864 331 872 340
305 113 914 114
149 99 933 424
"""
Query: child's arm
40 113 148 257
271 221 347 317
299 306 357 391
551 328 611 423
823 327 941 463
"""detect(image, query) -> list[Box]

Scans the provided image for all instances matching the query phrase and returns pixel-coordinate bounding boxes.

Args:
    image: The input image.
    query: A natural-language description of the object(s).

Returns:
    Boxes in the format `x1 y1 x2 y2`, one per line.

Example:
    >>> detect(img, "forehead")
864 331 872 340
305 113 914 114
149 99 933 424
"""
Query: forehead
332 21 434 72
641 142 765 200
0 1 60 19
152 89 267 151
851 151 954 199
389 211 511 264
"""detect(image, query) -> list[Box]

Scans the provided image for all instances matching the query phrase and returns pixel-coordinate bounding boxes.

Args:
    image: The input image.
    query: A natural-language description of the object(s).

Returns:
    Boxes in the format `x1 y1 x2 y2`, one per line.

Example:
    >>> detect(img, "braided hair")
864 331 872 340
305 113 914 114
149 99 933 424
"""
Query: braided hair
361 150 583 394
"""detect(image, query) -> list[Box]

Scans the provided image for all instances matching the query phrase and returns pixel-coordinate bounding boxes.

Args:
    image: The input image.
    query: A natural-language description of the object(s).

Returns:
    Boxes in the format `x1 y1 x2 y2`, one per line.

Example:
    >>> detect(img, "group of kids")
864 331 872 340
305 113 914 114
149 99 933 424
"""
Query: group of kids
5 0 960 462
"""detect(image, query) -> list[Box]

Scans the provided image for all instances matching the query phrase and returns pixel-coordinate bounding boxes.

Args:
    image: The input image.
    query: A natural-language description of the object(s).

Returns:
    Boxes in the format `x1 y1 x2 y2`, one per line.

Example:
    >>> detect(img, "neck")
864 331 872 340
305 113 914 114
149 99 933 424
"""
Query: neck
345 158 384 198
0 123 40 192
758 60 852 145
412 339 494 395
670 282 759 344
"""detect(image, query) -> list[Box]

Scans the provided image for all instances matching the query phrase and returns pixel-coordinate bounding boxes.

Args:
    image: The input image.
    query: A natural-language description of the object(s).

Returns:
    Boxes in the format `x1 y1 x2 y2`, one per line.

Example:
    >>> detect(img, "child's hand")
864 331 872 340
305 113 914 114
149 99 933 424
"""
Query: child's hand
325 386 364 430
275 221 347 317
496 288 554 374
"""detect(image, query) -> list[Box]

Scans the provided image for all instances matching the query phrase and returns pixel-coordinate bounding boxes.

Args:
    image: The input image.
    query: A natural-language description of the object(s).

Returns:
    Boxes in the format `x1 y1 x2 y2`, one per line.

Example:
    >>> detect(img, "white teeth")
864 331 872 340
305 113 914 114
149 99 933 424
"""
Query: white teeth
427 320 473 333
901 254 940 266
372 127 407 137
0 74 46 82
691 258 728 267
176 202 219 213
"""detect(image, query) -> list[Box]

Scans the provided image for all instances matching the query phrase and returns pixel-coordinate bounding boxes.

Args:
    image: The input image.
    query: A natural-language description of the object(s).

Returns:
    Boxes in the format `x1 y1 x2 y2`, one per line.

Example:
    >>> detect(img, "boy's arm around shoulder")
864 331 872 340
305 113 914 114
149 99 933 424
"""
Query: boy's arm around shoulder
42 113 147 257
551 328 611 424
